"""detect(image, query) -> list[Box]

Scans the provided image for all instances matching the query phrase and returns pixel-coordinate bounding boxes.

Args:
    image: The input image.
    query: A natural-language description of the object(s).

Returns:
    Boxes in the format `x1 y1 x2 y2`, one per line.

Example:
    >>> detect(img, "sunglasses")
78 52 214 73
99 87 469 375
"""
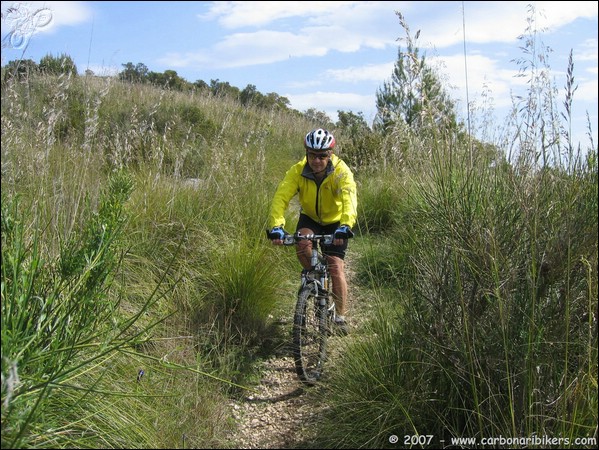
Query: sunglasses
307 152 330 160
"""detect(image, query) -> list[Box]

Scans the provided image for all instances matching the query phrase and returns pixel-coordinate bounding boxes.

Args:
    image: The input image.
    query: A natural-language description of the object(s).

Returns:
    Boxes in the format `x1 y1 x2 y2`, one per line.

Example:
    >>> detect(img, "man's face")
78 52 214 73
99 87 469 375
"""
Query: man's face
306 150 330 173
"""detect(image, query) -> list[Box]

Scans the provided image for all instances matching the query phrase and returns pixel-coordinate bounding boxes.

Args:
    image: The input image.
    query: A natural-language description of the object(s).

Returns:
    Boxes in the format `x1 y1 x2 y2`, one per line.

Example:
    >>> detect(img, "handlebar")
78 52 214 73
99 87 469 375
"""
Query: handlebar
266 230 335 246
281 233 334 246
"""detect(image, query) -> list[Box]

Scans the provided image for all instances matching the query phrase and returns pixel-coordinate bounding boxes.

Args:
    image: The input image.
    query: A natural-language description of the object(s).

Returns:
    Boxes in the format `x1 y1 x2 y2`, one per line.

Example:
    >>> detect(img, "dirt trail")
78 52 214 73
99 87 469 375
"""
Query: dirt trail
227 337 329 448
227 255 366 449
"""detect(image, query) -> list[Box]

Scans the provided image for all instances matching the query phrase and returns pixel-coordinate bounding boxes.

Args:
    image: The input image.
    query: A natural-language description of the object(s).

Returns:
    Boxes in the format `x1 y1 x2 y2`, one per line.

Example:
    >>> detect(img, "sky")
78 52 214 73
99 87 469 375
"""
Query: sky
2 1 598 147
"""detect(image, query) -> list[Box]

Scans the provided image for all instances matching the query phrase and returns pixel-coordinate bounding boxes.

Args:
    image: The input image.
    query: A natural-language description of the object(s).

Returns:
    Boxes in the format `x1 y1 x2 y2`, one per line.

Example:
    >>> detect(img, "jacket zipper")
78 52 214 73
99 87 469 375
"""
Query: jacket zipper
315 183 321 222
315 177 327 223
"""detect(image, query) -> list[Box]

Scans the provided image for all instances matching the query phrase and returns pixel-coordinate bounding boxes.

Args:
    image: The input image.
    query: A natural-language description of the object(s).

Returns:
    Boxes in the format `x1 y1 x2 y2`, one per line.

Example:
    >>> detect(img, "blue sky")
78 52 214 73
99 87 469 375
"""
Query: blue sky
2 1 597 147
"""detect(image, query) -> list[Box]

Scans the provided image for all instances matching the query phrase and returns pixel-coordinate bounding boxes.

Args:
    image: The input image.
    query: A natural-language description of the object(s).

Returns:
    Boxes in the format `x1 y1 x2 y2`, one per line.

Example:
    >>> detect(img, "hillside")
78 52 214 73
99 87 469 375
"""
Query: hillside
2 67 597 449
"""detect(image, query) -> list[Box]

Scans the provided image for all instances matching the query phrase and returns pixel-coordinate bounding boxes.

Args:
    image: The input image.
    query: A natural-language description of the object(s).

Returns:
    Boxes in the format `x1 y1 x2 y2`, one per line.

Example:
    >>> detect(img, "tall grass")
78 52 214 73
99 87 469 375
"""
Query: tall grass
1 171 166 448
315 133 597 449
313 17 597 449
1 68 319 447
3 11 595 446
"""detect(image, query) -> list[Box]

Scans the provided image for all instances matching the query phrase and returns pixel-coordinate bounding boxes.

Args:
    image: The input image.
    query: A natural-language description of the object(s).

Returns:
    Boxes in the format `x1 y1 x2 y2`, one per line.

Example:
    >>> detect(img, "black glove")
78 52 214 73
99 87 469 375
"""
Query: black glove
267 227 286 240
334 225 354 240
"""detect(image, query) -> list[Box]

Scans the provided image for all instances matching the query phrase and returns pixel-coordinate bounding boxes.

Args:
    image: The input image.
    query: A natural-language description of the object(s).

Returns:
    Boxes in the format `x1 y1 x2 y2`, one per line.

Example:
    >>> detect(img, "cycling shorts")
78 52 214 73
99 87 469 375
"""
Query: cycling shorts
296 213 348 259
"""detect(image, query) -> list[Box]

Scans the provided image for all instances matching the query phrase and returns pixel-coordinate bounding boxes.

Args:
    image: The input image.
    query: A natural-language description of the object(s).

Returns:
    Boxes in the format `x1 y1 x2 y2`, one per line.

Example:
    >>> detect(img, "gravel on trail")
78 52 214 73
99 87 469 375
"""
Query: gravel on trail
226 316 356 449
227 254 365 449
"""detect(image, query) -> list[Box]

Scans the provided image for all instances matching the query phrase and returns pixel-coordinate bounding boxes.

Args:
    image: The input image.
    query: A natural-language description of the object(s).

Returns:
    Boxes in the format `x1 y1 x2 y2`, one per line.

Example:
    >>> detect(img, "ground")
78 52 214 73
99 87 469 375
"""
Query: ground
227 252 367 449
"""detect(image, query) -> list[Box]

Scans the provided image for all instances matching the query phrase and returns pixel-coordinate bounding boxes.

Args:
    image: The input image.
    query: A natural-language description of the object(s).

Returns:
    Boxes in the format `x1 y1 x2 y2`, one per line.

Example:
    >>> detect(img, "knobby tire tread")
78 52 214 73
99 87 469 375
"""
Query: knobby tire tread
293 285 328 384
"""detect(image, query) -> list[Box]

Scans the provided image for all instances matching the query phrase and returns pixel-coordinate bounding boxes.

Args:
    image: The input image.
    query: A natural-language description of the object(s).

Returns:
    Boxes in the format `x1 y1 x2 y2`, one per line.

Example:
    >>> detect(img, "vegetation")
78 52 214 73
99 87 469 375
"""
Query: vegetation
375 12 459 135
2 7 596 449
311 9 598 449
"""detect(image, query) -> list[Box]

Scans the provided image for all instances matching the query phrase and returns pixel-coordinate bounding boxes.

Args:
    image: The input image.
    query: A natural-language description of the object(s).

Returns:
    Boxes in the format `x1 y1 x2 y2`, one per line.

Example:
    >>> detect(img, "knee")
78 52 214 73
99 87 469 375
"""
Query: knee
297 240 312 253
327 256 344 275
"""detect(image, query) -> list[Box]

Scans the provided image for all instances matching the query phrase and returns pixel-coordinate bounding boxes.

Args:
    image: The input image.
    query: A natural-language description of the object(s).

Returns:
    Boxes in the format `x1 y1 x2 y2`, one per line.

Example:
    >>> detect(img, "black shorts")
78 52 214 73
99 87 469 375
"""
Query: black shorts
296 213 348 259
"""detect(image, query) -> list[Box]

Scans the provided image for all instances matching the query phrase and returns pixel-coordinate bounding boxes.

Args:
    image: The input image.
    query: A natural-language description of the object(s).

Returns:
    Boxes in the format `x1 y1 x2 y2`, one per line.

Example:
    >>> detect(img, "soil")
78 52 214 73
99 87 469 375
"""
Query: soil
226 335 330 449
226 254 367 449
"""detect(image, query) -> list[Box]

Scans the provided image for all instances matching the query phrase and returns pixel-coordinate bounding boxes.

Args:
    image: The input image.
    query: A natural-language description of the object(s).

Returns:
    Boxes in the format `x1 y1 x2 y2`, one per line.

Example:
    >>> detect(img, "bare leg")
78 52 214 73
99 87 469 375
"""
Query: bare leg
326 255 347 317
296 227 314 270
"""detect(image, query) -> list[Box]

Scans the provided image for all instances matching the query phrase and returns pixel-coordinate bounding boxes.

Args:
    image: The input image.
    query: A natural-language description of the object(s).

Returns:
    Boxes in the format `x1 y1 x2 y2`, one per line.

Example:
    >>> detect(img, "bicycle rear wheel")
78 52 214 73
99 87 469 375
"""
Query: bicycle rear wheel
293 285 329 384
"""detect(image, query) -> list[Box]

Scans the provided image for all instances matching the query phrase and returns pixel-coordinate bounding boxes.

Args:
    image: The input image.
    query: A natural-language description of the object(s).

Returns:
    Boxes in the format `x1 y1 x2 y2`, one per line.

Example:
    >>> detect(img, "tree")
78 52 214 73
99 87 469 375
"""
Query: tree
208 79 240 98
336 110 383 170
375 11 458 135
193 79 209 91
260 92 291 110
240 84 258 106
2 58 38 81
119 62 148 83
336 110 369 132
162 69 185 90
39 53 77 77
303 108 333 127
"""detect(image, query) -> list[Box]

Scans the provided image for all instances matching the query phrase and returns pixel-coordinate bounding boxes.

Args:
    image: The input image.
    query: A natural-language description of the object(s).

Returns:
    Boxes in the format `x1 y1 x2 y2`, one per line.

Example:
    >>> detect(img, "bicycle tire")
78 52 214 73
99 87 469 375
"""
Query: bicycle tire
293 284 329 384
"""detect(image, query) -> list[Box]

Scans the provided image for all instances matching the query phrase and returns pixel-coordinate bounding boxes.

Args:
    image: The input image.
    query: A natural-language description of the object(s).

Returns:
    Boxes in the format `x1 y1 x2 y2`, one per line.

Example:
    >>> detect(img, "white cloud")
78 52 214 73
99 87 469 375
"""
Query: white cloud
181 1 402 70
180 1 599 73
431 54 526 109
159 29 329 69
536 1 598 30
160 21 394 70
397 2 527 48
215 30 328 62
199 1 384 29
407 1 598 49
575 38 598 62
325 62 395 83
286 90 377 121
576 78 598 103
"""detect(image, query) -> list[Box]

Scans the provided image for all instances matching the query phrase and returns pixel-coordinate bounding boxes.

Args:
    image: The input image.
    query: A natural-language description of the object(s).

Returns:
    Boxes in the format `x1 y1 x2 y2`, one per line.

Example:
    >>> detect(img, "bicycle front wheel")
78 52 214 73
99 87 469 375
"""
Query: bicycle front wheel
293 285 329 384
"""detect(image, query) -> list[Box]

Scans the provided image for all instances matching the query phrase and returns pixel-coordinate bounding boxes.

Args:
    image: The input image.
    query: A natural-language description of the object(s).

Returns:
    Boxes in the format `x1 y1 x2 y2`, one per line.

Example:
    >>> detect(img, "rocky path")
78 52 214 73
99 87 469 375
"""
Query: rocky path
229 250 370 449
227 325 354 449
227 255 365 449
227 343 328 449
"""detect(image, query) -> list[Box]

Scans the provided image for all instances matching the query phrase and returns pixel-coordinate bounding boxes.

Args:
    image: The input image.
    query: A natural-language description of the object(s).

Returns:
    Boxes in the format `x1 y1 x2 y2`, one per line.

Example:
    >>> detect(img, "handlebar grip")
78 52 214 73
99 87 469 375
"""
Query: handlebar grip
283 235 296 245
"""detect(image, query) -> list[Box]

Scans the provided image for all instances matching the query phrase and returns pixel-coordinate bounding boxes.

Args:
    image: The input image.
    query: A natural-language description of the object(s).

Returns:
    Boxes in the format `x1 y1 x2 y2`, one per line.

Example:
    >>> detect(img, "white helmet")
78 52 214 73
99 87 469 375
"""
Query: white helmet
304 128 335 151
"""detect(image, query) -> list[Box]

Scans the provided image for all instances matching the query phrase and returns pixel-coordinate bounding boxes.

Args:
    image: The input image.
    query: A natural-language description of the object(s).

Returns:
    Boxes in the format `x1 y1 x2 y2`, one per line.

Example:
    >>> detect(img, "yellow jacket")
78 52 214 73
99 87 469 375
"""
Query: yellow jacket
269 154 358 229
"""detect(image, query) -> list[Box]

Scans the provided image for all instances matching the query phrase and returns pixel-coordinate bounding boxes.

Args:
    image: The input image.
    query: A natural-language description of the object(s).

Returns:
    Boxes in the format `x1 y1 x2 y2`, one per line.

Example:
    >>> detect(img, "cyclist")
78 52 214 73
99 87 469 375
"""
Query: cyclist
267 128 358 335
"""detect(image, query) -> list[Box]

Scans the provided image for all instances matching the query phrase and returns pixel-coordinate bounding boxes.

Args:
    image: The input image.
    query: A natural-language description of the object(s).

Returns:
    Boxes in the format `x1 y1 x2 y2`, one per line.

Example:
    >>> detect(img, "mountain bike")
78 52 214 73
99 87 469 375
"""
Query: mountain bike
278 232 337 384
